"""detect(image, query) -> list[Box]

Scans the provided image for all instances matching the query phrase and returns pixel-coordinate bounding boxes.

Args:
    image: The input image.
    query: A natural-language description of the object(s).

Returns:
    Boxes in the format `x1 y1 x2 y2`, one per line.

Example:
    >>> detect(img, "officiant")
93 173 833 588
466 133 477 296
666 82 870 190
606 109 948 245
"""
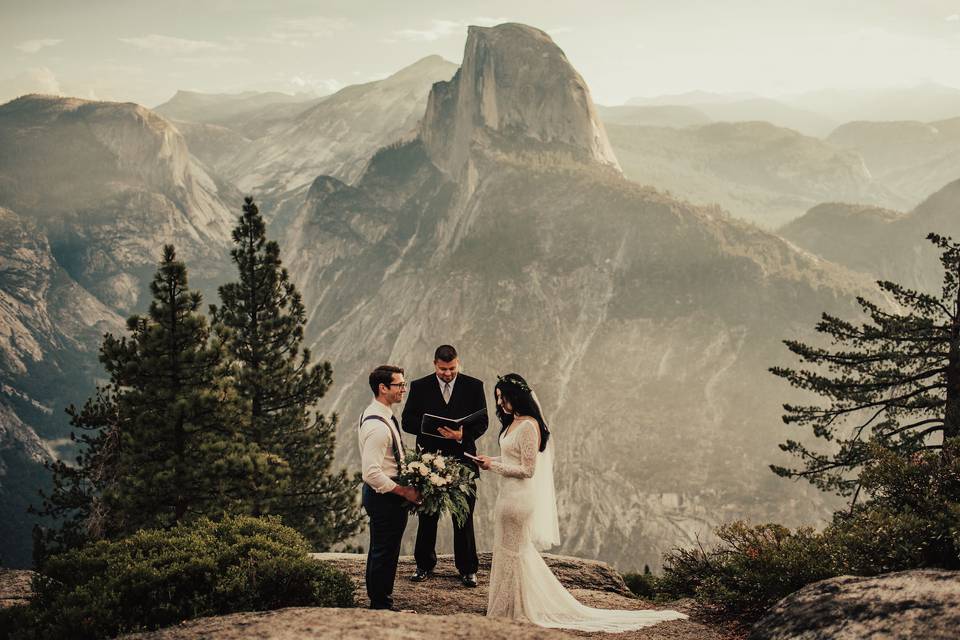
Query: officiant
401 344 488 587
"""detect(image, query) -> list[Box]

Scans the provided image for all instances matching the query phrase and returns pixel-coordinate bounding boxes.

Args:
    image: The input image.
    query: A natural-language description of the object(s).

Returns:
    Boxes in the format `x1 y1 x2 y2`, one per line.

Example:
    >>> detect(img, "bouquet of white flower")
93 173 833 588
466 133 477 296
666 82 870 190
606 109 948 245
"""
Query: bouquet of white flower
398 450 476 527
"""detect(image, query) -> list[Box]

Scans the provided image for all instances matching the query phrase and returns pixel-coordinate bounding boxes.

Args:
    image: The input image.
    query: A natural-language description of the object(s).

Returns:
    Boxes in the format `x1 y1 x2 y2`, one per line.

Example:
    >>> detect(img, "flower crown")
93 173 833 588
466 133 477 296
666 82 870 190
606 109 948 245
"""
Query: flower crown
497 374 531 393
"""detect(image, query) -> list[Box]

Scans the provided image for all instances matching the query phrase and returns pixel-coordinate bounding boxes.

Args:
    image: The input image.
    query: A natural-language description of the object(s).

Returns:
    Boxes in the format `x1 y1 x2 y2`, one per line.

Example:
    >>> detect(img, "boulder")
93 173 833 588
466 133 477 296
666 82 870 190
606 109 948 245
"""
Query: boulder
750 569 960 640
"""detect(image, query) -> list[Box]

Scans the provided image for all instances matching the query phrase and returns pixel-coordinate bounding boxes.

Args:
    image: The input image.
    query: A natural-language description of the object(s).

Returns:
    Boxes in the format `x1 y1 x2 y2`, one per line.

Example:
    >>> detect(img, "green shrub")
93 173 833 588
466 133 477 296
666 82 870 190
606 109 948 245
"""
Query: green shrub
10 515 353 640
622 570 661 600
657 522 838 620
826 442 960 574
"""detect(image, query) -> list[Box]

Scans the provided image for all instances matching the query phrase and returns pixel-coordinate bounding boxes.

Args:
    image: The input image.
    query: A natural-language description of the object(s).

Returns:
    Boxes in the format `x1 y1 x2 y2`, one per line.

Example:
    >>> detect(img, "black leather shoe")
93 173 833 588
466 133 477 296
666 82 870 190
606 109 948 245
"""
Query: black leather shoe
460 572 478 588
410 568 433 582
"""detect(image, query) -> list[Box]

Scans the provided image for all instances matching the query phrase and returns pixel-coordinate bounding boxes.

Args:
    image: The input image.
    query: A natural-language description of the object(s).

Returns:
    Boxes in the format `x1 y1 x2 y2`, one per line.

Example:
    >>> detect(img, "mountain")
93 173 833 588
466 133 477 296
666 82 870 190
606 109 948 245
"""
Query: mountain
167 120 254 178
596 104 711 128
604 120 901 227
280 23 873 571
627 93 836 137
788 83 960 125
781 178 960 294
0 206 122 567
220 56 458 196
0 94 241 313
826 118 960 209
154 89 325 138
627 90 760 106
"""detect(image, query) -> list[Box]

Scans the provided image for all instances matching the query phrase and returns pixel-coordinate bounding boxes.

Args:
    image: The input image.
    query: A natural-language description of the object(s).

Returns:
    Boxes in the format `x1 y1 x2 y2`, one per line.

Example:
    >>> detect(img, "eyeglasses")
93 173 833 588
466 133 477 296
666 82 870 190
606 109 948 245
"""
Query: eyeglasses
386 382 407 389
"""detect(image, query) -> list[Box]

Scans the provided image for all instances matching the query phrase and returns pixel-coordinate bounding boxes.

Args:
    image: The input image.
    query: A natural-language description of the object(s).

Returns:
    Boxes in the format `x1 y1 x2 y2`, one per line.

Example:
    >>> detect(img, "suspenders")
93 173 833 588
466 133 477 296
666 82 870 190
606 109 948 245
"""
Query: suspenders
360 414 404 469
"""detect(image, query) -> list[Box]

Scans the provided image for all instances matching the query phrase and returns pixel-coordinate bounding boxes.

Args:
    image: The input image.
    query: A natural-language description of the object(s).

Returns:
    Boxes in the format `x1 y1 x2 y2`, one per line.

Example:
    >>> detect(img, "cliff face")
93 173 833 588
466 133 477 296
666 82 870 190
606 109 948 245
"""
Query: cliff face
421 24 620 181
281 23 870 570
0 95 240 313
0 206 122 567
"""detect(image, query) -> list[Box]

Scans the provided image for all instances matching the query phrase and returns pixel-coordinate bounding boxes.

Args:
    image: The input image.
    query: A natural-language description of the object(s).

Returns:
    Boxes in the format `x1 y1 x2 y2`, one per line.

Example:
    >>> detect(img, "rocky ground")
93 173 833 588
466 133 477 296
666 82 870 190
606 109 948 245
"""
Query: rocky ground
0 553 742 639
749 569 960 640
0 569 32 609
121 553 737 640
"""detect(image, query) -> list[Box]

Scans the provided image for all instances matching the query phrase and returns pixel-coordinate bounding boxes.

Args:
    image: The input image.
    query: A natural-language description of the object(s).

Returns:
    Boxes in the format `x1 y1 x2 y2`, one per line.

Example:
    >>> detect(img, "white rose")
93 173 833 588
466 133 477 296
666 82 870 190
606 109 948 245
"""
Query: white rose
421 453 435 463
419 465 430 477
429 473 442 486
433 457 446 470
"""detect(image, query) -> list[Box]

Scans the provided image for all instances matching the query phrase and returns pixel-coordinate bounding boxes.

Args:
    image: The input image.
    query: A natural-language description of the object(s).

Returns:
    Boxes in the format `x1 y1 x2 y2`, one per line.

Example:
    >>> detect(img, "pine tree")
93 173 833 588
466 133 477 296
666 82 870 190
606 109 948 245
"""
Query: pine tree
35 245 274 548
31 386 122 558
770 233 960 497
210 197 362 549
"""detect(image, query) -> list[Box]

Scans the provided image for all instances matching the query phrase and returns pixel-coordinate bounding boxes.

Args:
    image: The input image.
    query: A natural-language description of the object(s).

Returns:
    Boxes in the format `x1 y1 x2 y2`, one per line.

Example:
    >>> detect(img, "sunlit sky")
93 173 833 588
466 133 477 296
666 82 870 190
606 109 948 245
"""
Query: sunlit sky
2 0 960 107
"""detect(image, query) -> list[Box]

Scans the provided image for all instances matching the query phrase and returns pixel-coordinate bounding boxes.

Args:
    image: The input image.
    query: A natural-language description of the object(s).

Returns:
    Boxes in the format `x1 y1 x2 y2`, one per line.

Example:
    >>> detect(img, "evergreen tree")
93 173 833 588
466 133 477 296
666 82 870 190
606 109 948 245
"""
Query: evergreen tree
210 197 362 549
35 245 273 549
31 386 122 559
771 233 960 497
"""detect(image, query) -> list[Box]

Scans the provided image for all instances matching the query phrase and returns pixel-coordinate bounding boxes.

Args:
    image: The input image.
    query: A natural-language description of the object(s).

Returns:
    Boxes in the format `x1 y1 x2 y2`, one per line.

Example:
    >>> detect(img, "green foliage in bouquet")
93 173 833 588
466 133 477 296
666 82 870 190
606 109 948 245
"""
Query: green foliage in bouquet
2 515 354 640
398 451 476 527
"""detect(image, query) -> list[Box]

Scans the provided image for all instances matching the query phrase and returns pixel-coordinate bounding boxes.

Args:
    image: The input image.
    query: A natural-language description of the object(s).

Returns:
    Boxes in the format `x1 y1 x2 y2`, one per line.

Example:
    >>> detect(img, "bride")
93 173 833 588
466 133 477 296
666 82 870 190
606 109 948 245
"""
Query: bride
473 373 688 632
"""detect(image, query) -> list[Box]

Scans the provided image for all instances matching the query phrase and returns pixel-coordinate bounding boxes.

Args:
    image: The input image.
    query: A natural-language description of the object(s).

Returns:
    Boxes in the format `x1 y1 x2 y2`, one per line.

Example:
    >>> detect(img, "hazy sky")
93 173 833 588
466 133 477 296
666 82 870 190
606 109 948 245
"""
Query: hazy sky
3 0 960 107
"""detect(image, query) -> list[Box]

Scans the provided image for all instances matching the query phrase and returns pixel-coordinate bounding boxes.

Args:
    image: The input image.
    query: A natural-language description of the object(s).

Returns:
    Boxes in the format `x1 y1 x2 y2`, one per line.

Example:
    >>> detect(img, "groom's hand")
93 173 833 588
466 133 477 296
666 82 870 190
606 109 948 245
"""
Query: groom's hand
393 485 422 505
437 425 463 442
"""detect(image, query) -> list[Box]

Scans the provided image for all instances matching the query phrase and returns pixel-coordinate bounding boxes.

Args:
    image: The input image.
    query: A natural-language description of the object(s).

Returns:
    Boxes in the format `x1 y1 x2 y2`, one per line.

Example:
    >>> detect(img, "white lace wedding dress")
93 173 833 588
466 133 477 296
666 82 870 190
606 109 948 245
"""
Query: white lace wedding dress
486 418 688 631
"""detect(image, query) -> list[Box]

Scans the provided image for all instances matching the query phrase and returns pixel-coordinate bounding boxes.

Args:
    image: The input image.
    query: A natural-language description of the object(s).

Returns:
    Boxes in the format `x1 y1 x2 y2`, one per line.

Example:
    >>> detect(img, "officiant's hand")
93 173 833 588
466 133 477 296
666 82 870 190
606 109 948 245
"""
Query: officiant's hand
437 425 463 442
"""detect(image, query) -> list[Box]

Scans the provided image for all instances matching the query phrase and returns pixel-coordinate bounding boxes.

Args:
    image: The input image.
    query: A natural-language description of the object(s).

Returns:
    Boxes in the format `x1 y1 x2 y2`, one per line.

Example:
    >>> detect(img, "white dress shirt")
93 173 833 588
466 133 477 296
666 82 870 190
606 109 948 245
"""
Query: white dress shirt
438 374 457 401
358 398 405 493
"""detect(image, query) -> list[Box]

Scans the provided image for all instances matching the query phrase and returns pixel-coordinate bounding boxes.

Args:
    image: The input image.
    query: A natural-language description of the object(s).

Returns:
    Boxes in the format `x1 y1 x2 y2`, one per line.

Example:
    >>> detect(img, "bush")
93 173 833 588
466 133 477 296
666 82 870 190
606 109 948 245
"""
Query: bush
622 568 660 600
653 442 960 623
657 522 838 621
826 442 960 574
8 515 354 640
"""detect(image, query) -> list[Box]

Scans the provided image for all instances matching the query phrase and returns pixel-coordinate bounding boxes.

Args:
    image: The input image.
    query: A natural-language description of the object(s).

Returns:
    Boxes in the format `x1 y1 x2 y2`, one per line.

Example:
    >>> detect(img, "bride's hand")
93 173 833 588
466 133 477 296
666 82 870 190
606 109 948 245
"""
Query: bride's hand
473 454 493 470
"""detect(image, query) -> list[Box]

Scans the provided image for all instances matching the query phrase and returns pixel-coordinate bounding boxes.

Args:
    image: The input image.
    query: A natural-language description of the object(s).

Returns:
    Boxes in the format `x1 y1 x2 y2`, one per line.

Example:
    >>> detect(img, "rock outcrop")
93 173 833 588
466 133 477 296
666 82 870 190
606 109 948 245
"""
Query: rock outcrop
421 24 619 182
750 569 960 640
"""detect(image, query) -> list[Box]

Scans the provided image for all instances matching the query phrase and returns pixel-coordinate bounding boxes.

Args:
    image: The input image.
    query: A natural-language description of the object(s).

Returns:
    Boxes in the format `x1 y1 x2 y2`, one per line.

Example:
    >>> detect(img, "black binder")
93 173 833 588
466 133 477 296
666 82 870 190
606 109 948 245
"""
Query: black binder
420 407 488 439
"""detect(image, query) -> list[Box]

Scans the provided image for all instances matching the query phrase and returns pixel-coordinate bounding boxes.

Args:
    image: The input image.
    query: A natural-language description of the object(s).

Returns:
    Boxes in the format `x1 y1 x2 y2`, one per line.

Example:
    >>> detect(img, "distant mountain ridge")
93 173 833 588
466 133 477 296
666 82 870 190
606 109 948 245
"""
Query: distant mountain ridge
626 92 836 137
781 177 960 294
826 117 960 209
220 55 458 194
604 120 901 227
0 94 240 313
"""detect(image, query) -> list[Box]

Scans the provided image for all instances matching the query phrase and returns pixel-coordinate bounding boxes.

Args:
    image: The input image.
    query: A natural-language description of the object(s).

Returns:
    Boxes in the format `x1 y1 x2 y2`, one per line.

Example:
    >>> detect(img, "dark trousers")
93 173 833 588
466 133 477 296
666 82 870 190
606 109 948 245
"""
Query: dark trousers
362 484 409 609
414 490 478 575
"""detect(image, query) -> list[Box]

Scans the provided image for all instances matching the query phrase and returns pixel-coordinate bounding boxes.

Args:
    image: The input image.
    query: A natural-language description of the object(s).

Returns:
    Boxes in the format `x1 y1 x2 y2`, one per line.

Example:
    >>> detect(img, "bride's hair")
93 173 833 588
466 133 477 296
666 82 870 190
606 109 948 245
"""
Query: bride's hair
494 373 550 452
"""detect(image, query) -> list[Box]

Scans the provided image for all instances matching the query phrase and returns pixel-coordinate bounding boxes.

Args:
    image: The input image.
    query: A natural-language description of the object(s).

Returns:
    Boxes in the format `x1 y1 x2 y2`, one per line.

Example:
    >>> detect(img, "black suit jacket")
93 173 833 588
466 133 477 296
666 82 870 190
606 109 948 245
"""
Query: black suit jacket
401 373 488 475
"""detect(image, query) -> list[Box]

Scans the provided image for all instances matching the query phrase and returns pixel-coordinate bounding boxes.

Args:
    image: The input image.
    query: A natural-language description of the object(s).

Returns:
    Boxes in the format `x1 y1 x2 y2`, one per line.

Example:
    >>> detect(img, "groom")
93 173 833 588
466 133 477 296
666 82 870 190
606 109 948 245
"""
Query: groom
358 365 420 610
401 344 488 587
